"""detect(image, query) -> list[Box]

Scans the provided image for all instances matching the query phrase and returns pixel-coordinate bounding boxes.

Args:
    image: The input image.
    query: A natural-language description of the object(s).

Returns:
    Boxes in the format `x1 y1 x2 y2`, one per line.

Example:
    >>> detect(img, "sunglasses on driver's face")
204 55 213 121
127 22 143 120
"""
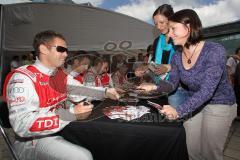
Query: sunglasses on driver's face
51 46 68 53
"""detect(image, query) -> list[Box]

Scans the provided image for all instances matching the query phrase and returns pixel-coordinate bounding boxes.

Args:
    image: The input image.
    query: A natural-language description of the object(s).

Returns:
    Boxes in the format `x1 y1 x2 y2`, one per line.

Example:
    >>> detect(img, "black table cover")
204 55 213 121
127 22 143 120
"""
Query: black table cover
60 99 189 160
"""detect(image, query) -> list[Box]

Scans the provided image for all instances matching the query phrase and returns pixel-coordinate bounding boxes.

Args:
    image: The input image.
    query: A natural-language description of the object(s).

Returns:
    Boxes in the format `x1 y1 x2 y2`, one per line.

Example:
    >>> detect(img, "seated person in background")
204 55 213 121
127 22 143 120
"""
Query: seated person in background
100 59 114 87
84 58 104 87
132 53 144 70
112 62 132 88
10 55 20 71
111 54 127 73
3 30 120 160
138 54 155 83
226 47 240 86
21 52 35 66
27 52 36 64
20 54 29 66
69 52 90 84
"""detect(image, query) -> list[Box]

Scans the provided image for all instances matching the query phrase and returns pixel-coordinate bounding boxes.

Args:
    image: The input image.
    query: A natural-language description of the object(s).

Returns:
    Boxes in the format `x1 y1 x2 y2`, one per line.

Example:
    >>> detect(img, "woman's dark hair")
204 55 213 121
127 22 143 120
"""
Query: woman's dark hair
169 9 203 48
152 4 174 19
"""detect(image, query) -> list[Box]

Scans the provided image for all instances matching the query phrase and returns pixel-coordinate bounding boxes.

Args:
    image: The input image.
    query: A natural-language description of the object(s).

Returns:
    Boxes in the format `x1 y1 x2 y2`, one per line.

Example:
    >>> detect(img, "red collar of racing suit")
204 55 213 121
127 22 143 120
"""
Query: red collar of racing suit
3 65 68 108
100 73 110 87
74 74 84 84
88 68 102 87
71 71 85 84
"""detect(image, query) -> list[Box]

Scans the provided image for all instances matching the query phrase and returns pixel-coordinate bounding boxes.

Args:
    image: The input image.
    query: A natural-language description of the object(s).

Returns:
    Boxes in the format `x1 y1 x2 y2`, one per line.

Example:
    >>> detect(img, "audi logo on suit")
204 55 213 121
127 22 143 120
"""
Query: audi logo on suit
8 87 25 94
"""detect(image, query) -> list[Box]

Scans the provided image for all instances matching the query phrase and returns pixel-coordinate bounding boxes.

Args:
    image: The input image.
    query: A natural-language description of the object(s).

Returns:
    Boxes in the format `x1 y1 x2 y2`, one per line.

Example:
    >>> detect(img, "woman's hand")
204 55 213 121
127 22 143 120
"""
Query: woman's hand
137 82 157 92
154 64 171 75
160 105 179 120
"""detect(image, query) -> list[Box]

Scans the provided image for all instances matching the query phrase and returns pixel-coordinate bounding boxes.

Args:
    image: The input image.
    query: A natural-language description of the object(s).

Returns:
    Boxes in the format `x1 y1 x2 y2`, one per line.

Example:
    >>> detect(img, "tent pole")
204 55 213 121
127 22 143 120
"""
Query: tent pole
0 5 4 93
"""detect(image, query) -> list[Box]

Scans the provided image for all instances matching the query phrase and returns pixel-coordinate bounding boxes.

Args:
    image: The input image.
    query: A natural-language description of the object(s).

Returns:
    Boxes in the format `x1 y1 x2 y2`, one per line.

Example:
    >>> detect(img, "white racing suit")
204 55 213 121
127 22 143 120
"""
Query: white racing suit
3 60 107 160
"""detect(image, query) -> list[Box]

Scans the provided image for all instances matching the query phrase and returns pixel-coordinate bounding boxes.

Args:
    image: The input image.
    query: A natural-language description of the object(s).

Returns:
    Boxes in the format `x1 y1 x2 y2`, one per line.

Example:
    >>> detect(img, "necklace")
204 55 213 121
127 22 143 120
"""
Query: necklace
183 43 199 64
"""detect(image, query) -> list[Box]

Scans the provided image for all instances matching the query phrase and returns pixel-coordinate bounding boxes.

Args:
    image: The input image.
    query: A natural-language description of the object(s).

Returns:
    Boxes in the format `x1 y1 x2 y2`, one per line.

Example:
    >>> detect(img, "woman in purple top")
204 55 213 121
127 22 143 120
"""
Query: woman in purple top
138 9 237 160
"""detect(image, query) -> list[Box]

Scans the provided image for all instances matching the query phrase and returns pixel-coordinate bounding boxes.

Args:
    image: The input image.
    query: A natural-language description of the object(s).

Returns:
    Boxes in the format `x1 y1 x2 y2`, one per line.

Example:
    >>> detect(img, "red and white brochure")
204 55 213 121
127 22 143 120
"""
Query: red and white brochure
103 105 150 121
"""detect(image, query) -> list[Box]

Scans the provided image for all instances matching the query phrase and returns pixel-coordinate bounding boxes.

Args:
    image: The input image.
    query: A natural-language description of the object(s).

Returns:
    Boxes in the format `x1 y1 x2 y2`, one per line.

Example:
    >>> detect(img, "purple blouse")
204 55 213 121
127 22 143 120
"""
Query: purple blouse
168 41 236 118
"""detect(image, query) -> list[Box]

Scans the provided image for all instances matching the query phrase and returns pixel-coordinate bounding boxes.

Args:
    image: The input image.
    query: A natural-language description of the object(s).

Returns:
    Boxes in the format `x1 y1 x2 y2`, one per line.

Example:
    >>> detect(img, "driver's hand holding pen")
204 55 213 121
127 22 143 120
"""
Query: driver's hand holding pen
105 88 121 100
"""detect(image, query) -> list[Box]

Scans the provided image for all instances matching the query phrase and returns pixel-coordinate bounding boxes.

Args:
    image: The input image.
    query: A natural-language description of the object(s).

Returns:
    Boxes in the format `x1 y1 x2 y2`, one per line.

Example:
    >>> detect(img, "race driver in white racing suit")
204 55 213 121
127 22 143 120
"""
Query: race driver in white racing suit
3 30 120 160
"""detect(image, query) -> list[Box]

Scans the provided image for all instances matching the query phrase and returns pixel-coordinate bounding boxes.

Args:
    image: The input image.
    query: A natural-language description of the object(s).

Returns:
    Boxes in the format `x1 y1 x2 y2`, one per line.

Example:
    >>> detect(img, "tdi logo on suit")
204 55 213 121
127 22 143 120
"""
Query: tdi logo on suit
9 87 24 94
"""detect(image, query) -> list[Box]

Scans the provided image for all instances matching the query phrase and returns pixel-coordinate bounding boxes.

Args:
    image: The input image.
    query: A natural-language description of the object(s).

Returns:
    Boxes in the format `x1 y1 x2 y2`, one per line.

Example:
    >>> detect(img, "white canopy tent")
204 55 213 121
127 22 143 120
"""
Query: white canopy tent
1 2 157 51
0 2 158 90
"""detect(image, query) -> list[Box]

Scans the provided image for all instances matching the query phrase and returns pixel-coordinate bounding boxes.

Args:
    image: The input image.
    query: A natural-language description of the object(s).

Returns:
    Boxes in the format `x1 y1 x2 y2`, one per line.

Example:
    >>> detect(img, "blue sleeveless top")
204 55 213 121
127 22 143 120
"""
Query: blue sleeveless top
153 34 175 84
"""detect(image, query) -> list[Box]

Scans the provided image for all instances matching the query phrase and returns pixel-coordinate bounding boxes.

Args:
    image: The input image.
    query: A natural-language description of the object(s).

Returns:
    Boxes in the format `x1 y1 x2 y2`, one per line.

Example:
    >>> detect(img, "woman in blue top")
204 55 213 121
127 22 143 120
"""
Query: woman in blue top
138 9 237 160
151 4 175 81
136 4 174 81
135 4 187 107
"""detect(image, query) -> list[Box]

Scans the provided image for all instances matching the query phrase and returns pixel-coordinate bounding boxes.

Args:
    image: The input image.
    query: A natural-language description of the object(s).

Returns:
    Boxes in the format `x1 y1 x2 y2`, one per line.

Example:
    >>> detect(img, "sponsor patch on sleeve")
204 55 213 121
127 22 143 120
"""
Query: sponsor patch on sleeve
9 79 24 84
8 87 25 94
8 96 26 106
